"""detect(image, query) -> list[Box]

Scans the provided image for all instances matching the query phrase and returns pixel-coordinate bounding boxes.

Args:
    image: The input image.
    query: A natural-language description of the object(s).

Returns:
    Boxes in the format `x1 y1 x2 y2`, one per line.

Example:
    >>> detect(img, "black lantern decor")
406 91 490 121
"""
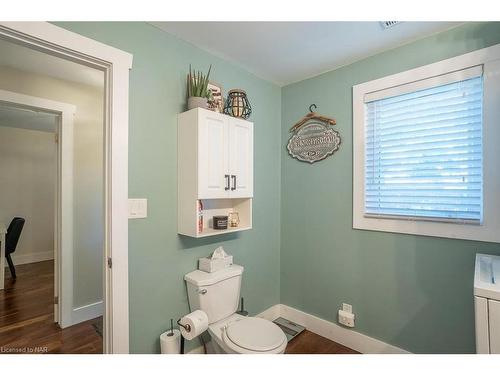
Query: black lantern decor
223 89 252 119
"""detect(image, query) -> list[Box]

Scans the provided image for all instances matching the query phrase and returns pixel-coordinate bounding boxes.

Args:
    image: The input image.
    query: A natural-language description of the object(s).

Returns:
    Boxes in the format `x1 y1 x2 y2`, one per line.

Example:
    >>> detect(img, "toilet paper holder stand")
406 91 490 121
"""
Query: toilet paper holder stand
176 318 190 354
176 318 192 333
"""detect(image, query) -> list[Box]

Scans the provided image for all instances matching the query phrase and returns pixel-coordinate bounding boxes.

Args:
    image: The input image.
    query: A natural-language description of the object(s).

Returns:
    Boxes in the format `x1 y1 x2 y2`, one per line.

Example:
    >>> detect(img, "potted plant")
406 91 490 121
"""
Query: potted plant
187 64 212 110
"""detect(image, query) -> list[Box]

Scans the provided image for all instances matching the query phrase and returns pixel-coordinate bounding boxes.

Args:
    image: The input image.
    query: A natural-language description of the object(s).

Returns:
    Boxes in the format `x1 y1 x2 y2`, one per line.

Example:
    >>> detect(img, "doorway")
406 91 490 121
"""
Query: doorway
0 42 104 352
0 22 132 353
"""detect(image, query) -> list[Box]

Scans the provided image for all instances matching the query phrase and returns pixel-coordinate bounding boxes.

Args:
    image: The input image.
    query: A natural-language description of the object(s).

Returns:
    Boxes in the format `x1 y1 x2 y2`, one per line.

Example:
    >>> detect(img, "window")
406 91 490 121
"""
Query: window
365 68 483 223
353 44 500 242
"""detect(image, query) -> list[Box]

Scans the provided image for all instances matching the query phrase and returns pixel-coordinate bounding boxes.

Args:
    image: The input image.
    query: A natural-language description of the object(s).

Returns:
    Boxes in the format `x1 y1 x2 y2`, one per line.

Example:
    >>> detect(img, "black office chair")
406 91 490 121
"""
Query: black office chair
5 217 25 279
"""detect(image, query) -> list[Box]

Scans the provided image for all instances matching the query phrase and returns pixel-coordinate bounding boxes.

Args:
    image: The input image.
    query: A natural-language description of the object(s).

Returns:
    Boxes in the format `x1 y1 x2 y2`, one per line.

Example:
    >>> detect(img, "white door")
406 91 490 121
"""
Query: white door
489 299 500 353
198 112 230 199
229 118 253 198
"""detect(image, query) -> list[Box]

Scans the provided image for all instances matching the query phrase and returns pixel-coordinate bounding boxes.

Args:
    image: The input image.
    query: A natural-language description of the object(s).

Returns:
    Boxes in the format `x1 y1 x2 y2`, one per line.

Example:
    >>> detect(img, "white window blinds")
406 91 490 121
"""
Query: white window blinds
364 67 483 223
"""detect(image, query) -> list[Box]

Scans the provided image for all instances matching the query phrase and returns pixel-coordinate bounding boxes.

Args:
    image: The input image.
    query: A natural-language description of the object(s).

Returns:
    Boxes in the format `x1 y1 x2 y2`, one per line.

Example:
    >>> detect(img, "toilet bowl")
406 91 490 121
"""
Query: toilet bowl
208 314 287 354
184 264 287 354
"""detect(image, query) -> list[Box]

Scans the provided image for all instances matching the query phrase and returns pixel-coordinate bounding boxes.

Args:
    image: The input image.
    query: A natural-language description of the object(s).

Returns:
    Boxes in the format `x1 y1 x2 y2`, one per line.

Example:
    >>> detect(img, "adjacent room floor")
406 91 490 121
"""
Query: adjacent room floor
0 260 102 354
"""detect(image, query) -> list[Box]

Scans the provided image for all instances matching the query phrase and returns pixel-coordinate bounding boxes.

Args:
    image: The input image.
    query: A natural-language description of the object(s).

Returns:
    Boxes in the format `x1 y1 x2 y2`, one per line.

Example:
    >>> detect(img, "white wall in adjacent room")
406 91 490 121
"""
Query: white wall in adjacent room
0 125 56 265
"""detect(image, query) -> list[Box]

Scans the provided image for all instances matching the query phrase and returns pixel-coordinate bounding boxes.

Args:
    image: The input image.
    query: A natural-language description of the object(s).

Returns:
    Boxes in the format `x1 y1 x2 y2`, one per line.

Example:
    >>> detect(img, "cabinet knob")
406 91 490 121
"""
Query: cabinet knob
225 175 230 191
231 175 236 191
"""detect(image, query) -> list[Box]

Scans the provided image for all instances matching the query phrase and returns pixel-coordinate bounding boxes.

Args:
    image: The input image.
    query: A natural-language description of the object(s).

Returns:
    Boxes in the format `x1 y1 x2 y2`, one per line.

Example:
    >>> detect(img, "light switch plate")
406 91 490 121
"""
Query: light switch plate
128 198 148 219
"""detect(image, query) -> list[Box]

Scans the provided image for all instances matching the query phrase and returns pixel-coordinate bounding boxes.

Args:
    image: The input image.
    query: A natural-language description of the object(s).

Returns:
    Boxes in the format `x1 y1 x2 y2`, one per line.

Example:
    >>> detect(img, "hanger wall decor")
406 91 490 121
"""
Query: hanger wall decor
287 104 341 164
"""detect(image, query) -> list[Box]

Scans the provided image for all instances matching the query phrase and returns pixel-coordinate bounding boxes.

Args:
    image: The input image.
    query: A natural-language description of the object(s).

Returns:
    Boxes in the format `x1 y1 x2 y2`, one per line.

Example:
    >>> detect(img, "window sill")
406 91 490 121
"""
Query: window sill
353 214 499 243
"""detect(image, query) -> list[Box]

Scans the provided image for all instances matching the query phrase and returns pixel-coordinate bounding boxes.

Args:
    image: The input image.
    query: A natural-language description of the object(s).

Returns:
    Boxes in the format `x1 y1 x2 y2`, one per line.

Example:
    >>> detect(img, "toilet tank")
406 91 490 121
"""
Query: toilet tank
184 265 243 324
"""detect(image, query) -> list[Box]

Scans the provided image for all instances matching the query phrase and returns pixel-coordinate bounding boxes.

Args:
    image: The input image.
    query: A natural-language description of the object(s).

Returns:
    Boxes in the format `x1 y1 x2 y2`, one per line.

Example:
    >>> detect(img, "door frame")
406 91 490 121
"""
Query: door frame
0 89 75 328
0 22 133 353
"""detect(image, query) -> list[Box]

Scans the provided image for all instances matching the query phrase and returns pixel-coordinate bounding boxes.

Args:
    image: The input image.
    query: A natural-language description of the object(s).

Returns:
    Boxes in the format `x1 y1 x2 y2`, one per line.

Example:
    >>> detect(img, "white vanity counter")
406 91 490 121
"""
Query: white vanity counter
474 253 500 353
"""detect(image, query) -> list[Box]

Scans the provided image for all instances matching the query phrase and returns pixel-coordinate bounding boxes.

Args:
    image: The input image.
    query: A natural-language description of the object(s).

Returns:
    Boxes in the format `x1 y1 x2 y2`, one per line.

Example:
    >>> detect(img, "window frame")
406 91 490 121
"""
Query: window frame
353 43 500 243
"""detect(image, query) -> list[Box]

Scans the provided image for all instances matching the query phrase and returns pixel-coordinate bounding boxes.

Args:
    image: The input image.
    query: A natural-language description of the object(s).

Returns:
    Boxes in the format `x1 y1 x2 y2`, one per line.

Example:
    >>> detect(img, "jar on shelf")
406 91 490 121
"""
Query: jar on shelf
229 212 240 228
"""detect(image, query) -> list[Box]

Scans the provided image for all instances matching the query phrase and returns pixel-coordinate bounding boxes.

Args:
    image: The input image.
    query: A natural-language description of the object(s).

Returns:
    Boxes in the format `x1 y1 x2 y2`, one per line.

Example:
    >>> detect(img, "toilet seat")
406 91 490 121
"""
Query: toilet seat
222 317 286 353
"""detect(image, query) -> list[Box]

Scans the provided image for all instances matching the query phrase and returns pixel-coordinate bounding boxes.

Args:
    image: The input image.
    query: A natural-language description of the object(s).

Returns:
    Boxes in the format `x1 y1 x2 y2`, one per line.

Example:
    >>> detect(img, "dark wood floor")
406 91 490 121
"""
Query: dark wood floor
285 330 359 354
0 260 102 354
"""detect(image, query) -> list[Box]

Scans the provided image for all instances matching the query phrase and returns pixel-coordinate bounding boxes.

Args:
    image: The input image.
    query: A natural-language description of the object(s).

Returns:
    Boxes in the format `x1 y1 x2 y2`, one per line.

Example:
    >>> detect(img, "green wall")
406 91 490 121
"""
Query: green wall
55 22 281 353
280 22 500 353
56 21 500 354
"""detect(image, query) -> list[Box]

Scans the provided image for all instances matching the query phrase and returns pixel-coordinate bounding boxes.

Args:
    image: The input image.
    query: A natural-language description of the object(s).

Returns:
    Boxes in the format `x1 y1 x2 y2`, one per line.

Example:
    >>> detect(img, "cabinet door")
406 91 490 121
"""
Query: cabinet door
475 296 490 353
229 118 253 198
489 299 500 353
198 112 230 199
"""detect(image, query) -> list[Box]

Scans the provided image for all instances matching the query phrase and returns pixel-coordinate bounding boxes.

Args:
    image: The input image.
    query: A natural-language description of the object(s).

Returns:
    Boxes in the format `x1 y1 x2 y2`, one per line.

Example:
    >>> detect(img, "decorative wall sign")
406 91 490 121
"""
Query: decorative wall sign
207 82 224 113
287 121 341 163
287 105 341 164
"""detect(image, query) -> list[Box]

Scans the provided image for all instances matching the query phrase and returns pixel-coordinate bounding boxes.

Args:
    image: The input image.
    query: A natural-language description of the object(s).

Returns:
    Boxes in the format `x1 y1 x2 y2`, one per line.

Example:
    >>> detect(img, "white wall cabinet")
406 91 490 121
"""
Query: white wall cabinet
229 117 253 198
178 108 253 237
195 110 253 199
197 110 229 199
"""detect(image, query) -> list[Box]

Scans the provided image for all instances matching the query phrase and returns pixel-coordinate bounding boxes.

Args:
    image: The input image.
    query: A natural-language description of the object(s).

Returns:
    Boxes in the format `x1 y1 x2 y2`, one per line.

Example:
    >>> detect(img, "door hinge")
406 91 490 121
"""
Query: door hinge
107 257 112 268
55 133 59 143
54 296 59 305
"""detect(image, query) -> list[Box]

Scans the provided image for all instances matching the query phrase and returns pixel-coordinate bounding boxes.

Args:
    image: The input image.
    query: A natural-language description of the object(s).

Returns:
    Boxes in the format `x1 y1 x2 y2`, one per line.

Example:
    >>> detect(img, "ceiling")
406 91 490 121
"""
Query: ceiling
151 22 462 86
0 38 104 88
0 104 57 133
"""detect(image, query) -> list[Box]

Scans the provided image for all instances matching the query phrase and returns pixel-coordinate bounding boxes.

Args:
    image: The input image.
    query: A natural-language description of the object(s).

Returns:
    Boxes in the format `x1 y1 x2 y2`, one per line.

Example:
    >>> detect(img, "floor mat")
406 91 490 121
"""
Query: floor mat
273 317 305 342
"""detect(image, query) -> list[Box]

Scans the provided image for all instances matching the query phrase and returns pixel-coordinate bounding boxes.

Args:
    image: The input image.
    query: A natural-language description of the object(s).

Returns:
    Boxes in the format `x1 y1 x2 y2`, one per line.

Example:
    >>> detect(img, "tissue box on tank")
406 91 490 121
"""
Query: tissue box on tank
198 255 233 273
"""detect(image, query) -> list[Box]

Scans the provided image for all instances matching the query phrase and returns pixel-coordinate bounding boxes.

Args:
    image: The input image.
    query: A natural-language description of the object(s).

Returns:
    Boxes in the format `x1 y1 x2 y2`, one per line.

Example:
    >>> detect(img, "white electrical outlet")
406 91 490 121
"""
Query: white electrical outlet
338 310 355 328
342 303 353 313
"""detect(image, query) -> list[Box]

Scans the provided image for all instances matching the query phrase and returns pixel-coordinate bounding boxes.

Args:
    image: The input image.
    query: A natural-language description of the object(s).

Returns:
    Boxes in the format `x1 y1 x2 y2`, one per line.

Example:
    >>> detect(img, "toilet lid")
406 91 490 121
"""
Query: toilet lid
225 317 285 352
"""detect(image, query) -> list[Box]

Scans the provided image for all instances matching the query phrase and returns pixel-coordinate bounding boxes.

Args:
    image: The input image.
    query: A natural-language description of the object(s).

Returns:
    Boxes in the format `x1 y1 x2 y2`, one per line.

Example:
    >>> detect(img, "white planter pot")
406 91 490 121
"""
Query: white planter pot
188 97 208 110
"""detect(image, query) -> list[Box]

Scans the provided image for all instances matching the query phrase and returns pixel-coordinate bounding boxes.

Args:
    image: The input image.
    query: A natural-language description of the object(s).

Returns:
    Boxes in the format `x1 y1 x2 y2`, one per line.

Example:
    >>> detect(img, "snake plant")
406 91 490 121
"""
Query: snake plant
187 64 212 99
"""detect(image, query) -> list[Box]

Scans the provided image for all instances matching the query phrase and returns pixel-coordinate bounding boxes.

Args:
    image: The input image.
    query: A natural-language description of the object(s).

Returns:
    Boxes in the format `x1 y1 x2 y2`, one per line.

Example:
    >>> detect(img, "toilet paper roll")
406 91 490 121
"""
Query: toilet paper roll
160 328 181 354
179 310 209 340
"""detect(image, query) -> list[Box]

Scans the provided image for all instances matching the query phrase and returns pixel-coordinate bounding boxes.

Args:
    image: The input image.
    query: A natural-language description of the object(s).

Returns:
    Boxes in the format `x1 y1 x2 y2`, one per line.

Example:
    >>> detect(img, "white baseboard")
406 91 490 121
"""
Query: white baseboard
72 301 103 325
256 304 282 321
278 304 410 354
9 250 54 266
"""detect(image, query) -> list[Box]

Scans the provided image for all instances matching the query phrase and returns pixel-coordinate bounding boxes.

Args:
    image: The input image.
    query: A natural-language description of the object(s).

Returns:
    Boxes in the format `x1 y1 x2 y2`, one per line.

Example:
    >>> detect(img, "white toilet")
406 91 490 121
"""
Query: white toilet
184 264 287 354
